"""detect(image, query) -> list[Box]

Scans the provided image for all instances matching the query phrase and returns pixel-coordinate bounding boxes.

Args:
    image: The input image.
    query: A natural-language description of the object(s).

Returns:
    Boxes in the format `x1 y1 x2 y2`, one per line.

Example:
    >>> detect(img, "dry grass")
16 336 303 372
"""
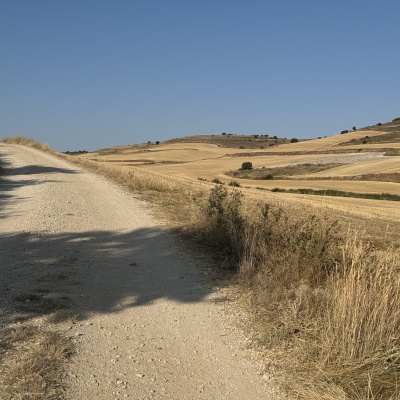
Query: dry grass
199 193 400 400
186 185 399 399
0 326 74 400
2 136 53 153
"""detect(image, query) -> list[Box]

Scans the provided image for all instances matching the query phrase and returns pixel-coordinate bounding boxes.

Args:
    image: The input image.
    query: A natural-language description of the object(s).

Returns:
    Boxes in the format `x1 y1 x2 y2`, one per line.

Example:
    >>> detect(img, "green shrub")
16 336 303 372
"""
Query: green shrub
290 138 299 143
241 162 253 170
199 186 244 260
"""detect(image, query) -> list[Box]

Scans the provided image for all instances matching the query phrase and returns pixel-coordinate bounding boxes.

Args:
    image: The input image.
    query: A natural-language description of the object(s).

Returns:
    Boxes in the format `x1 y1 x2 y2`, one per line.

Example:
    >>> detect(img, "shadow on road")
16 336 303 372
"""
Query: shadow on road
0 151 80 219
0 148 219 331
0 226 216 329
3 165 79 176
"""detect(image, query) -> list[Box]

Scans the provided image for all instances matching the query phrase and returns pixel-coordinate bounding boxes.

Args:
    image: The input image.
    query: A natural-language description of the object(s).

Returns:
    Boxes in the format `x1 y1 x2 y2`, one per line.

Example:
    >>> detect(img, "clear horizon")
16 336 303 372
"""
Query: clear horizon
1 1 399 152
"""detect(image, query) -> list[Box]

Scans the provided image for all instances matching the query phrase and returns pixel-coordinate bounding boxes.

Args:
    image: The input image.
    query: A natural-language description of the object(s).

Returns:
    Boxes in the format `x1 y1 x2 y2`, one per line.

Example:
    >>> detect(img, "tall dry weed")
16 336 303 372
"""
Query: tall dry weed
311 238 400 399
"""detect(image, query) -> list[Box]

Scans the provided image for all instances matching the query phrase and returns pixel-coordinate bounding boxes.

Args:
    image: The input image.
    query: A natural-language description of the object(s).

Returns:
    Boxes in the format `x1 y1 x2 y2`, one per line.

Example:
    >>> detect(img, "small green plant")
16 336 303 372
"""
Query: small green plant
212 178 224 184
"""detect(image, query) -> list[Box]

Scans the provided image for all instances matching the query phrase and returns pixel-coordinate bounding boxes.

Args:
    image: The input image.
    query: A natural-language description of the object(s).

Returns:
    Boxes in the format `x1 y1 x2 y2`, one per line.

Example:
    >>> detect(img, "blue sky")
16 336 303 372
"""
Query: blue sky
1 1 399 151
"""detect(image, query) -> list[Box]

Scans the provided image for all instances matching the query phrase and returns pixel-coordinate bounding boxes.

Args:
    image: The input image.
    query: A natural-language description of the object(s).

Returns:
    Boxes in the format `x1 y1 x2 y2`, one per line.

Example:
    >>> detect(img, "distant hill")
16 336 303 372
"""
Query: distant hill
164 133 291 149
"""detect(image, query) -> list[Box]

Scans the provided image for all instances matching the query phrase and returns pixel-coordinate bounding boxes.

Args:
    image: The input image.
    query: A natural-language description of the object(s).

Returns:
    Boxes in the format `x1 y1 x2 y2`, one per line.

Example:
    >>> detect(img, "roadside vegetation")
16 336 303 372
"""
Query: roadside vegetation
2 136 53 152
1 136 399 400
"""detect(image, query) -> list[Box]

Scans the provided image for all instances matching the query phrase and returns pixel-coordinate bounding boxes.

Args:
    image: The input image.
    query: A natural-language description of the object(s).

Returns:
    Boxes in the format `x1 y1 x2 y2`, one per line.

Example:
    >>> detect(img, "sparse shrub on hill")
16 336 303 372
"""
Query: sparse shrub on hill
290 138 298 143
341 130 349 134
392 117 400 122
241 162 253 170
229 181 240 187
65 150 88 155
211 178 224 184
262 174 273 180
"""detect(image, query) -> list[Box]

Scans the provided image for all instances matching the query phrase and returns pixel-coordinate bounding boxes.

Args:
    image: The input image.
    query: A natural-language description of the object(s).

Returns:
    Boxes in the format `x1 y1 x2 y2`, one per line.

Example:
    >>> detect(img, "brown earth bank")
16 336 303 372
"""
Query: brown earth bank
0 144 277 400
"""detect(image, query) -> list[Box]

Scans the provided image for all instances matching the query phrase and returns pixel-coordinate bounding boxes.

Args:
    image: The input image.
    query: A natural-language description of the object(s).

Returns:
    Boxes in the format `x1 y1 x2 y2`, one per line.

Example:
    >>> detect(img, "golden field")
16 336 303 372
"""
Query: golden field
80 122 400 232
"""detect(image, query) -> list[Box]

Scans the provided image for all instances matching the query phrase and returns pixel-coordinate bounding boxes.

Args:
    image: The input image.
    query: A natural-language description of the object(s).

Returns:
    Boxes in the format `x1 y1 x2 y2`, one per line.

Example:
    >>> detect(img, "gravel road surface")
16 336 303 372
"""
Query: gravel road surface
0 144 274 399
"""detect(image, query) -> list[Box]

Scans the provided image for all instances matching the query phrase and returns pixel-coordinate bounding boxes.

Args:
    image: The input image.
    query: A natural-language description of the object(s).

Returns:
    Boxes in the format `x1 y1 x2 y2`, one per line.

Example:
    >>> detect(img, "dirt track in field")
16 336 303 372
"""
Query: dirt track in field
0 144 275 399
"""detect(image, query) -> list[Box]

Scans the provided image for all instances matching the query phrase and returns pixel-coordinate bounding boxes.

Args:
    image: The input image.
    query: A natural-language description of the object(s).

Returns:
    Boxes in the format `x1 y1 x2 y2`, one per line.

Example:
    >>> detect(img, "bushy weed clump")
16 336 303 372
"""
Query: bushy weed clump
195 185 244 261
195 187 399 400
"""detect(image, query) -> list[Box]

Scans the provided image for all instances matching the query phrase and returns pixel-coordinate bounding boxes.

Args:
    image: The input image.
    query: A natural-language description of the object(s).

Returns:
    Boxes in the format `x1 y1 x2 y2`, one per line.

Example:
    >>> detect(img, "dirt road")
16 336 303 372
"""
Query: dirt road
0 144 274 399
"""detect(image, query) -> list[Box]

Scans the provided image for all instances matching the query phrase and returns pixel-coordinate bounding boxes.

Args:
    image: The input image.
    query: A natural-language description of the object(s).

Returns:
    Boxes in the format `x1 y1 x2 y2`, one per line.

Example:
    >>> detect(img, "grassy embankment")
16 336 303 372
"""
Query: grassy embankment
1 136 399 400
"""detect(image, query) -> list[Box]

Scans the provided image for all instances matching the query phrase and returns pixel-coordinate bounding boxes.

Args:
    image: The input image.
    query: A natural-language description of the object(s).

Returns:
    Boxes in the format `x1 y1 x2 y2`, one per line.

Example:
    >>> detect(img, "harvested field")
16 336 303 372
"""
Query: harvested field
73 121 400 232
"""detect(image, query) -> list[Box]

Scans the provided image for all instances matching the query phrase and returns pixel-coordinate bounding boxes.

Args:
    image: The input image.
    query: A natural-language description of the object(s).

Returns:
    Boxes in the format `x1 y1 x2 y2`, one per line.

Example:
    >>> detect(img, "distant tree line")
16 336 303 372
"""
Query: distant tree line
64 150 89 155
